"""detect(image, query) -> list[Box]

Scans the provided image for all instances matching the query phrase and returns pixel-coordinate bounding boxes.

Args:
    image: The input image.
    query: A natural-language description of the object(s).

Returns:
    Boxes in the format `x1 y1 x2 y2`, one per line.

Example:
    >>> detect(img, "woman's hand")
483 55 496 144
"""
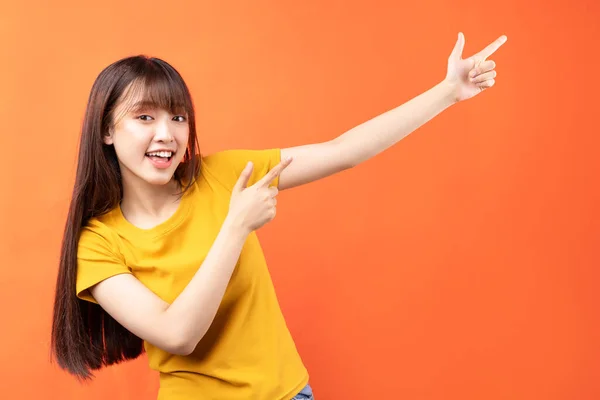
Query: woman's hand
226 157 294 235
444 32 508 102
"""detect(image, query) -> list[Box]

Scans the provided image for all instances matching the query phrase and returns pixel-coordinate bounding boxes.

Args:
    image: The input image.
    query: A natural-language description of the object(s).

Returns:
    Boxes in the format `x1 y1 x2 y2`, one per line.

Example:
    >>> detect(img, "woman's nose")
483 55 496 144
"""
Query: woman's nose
154 121 174 142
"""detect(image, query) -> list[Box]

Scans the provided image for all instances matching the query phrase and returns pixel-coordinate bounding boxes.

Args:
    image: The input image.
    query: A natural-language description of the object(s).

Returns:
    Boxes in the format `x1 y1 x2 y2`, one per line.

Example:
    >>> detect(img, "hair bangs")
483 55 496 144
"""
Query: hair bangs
113 67 192 124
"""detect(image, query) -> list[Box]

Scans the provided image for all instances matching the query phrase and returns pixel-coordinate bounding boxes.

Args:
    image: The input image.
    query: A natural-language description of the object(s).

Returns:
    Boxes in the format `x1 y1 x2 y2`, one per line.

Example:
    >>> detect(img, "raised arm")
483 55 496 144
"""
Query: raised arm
278 33 507 191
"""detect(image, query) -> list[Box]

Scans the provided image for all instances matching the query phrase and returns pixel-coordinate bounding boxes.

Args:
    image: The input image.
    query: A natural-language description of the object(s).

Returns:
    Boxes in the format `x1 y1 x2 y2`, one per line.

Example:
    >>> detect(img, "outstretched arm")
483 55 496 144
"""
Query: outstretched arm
278 32 507 191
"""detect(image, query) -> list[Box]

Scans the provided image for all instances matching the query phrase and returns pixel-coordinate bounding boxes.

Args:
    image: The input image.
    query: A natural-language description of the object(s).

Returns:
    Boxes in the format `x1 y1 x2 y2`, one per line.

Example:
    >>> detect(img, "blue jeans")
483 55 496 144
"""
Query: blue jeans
291 383 314 400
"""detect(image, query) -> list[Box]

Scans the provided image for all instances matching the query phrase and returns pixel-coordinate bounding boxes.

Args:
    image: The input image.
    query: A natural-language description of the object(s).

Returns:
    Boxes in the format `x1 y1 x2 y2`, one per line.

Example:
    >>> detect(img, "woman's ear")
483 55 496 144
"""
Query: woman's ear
103 128 114 145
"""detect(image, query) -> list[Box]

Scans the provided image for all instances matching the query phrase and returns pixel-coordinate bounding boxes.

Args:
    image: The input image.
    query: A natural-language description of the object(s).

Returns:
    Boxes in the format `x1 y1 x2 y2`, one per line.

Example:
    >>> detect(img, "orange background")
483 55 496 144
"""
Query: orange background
1 0 599 399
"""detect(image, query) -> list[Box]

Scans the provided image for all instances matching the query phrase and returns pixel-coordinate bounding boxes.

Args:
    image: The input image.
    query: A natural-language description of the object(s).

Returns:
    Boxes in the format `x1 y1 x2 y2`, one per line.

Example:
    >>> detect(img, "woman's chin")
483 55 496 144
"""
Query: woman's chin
145 175 176 186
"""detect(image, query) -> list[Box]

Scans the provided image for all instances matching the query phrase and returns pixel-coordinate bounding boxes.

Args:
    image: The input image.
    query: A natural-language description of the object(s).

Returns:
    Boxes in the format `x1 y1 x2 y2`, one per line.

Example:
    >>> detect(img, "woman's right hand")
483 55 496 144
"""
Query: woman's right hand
226 157 294 235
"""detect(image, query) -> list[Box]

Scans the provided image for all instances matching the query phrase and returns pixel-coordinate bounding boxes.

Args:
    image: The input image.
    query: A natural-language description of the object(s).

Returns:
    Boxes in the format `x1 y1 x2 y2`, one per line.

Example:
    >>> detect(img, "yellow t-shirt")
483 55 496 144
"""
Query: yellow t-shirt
75 148 309 400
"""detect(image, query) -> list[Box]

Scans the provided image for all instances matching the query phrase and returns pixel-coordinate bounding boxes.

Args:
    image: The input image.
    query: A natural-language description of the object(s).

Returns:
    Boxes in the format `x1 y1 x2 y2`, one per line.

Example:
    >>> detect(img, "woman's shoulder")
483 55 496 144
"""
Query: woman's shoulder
198 148 281 190
79 211 121 248
199 149 243 172
200 148 280 167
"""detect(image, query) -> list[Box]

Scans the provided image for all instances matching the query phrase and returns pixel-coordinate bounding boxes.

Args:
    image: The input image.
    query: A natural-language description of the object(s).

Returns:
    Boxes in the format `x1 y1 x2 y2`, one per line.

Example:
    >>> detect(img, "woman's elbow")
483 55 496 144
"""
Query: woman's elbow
165 326 207 356
162 339 190 356
166 332 198 356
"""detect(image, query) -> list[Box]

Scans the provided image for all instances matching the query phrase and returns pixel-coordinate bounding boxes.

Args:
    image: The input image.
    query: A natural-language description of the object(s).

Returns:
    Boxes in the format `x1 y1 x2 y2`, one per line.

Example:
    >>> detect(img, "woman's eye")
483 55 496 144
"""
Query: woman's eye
136 114 185 122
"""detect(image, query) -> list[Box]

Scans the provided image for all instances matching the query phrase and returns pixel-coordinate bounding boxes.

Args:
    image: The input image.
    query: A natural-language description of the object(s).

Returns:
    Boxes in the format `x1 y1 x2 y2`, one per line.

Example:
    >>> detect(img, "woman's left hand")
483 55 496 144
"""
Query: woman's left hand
445 32 508 102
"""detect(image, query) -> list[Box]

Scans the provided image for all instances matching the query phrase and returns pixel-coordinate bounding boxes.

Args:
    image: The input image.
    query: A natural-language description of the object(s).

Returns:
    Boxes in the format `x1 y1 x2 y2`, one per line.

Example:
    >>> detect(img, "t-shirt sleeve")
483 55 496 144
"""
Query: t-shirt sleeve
201 148 282 191
76 223 132 304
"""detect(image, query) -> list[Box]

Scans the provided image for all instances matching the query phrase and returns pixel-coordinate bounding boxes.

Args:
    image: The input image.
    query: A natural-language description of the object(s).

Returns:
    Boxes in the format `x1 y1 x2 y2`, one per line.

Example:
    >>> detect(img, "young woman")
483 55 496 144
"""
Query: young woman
51 32 506 400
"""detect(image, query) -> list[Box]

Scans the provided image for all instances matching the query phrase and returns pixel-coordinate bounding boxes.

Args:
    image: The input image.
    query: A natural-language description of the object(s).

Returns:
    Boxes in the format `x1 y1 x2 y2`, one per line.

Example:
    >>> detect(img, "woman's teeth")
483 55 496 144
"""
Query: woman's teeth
146 151 173 158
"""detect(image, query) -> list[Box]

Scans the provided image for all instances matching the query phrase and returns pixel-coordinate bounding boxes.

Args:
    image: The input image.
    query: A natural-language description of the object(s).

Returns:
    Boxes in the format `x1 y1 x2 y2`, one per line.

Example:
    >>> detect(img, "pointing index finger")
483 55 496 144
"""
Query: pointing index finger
475 35 507 60
256 156 293 187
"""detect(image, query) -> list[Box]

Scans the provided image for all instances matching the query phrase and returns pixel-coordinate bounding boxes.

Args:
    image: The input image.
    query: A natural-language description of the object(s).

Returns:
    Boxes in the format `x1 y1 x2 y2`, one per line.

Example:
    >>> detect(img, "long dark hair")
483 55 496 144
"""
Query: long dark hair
51 55 200 380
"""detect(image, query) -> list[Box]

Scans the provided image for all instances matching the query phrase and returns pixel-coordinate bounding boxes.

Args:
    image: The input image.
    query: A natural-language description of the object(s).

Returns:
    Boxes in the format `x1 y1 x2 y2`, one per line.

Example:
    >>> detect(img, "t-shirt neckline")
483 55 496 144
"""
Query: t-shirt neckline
113 182 195 238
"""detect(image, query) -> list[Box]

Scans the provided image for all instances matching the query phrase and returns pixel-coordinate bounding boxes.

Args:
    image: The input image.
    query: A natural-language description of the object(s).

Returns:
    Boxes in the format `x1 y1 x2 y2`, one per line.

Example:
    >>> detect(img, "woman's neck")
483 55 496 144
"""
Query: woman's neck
120 177 183 228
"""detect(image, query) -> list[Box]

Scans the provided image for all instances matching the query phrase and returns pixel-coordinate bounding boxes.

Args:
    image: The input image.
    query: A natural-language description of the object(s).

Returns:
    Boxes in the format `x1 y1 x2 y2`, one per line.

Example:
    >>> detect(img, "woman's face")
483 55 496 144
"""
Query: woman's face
104 89 190 188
